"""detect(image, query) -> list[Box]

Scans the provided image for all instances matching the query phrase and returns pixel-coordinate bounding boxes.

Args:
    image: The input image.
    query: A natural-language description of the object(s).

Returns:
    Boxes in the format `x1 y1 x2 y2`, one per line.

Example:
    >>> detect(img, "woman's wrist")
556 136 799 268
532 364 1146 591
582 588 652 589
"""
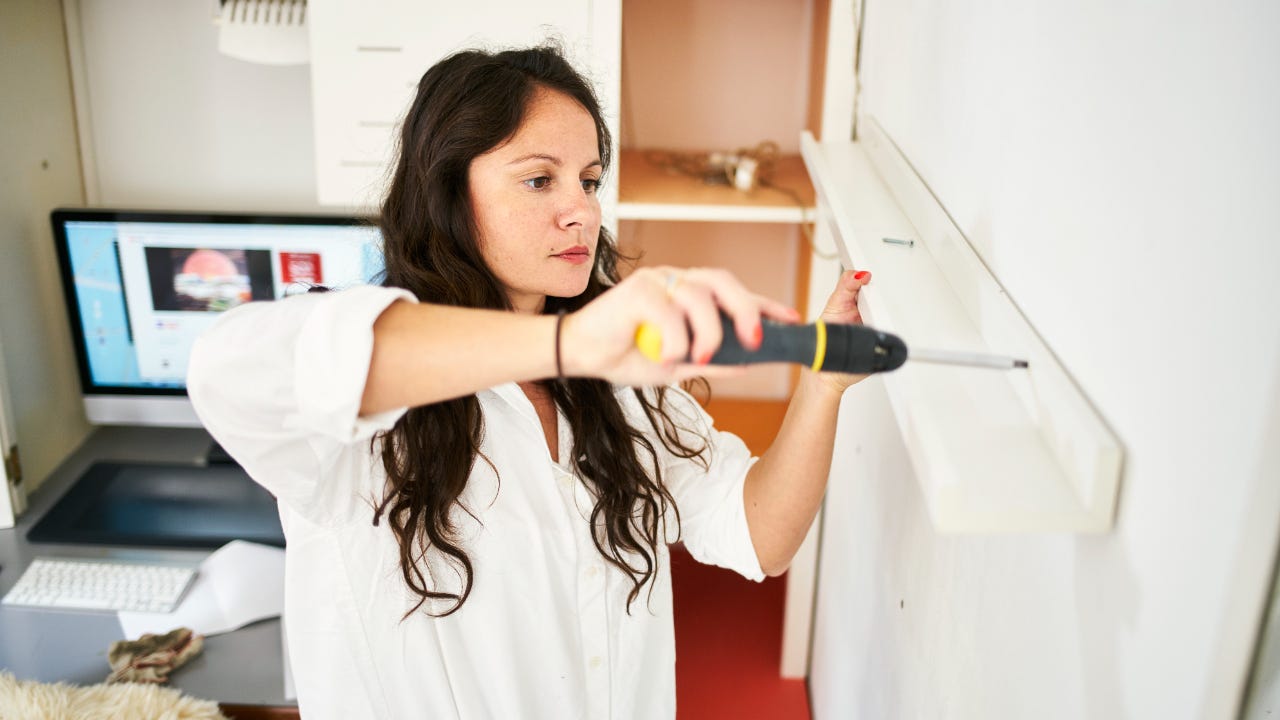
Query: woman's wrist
554 311 590 379
798 367 851 405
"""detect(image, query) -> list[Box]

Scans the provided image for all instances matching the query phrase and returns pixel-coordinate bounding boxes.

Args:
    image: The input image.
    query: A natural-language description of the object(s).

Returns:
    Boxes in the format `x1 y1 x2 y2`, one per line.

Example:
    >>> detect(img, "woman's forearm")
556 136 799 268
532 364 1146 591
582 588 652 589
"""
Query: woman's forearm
743 370 845 576
362 266 802 417
360 301 560 415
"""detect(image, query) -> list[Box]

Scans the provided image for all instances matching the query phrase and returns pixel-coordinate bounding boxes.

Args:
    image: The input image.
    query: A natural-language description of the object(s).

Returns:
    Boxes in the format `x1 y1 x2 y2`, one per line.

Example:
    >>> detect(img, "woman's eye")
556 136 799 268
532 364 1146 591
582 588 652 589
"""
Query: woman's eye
581 178 602 193
523 176 551 190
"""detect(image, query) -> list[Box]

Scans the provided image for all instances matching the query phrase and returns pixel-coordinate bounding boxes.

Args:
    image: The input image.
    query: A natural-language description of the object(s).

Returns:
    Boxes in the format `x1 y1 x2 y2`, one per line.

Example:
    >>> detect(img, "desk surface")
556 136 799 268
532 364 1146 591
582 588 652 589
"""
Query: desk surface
0 426 292 706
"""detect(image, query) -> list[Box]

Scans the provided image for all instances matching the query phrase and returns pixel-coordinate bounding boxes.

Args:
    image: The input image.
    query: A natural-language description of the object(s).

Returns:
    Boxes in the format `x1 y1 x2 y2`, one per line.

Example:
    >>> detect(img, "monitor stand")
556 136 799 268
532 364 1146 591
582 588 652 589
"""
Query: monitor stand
205 439 236 466
27 445 284 549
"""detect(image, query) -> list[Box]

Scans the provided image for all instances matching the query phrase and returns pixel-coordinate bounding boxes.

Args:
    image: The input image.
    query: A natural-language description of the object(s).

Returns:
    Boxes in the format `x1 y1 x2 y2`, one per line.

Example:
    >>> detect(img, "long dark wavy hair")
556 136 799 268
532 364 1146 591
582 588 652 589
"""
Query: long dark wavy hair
373 45 708 617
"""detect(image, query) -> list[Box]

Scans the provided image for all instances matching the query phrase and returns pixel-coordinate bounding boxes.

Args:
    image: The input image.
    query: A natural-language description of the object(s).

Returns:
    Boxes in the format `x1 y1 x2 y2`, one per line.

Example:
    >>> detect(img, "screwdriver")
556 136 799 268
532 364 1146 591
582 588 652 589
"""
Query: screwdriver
635 315 1028 373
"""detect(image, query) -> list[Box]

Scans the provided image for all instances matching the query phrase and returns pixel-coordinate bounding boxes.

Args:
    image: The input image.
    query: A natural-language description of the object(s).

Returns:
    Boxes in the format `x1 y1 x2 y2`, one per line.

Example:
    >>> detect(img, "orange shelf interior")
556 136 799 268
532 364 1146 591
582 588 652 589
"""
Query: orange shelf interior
701 397 790 456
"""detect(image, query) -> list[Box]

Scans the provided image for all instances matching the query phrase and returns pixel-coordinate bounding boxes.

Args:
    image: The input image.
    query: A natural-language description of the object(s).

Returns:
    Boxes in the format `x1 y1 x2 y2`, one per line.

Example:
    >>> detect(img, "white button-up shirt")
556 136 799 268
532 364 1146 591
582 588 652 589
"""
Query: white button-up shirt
187 285 765 719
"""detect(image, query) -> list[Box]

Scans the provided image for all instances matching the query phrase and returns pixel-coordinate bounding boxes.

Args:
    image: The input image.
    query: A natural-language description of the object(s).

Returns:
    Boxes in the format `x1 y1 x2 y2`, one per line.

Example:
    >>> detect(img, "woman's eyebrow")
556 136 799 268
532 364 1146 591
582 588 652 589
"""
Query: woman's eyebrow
507 153 603 170
508 153 561 167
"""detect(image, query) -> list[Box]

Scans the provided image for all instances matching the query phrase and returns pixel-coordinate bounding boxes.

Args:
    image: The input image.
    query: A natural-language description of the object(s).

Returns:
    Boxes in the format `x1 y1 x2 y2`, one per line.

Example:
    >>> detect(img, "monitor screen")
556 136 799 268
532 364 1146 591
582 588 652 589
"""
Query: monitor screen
51 208 385 427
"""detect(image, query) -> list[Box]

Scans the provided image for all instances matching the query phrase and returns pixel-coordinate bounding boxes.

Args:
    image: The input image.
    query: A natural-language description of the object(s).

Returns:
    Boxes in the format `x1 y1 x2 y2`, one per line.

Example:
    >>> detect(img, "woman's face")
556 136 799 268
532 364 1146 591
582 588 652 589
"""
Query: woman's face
468 86 604 314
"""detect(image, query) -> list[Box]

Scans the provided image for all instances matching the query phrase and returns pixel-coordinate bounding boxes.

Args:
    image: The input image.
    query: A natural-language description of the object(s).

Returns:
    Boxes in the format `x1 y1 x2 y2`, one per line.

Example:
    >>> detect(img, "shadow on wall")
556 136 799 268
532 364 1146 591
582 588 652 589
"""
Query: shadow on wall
1240 369 1280 719
1074 529 1141 718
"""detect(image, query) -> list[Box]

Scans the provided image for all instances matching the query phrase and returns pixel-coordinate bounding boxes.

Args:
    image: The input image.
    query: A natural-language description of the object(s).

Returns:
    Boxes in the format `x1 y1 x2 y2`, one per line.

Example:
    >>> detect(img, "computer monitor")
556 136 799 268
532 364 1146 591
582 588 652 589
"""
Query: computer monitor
51 208 385 428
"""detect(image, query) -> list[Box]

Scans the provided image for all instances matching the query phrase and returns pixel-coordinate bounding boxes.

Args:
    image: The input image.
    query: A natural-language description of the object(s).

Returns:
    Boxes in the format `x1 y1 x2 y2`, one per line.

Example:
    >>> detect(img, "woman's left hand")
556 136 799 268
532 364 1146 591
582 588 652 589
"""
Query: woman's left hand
811 269 873 394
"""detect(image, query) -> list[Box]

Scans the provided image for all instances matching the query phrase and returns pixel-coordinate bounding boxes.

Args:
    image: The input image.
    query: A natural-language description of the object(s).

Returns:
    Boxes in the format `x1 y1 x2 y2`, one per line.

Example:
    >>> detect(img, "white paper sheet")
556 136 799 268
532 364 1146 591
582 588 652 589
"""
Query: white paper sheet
117 540 285 639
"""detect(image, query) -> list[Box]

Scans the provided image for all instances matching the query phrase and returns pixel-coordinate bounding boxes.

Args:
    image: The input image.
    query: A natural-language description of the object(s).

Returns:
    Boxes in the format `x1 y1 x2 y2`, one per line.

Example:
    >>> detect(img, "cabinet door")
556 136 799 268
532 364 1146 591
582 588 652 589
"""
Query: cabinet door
308 0 619 209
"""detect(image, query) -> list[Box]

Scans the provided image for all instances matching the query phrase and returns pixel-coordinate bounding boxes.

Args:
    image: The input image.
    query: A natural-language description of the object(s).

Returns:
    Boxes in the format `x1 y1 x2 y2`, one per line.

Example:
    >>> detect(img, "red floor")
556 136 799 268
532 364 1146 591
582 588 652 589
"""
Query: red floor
670 545 811 719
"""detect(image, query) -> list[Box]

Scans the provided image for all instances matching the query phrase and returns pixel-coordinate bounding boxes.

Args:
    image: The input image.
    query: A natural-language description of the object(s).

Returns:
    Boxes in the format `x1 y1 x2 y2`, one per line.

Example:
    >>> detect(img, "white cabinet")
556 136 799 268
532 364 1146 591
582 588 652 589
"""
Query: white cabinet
307 0 621 211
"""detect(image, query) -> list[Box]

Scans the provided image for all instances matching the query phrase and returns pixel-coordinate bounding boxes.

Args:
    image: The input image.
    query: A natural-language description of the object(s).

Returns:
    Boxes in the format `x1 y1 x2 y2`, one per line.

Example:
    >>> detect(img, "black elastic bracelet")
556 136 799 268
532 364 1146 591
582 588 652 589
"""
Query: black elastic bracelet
554 309 568 379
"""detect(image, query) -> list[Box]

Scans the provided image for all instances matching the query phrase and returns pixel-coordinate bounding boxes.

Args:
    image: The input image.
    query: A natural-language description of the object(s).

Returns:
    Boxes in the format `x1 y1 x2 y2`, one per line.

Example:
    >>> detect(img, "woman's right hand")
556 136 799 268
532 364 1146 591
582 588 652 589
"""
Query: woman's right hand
559 266 800 386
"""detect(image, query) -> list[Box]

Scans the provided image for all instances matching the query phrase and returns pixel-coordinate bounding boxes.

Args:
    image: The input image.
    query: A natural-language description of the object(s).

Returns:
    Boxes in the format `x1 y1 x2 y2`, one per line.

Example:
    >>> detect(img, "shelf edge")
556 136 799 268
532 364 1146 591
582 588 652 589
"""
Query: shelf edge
617 202 815 224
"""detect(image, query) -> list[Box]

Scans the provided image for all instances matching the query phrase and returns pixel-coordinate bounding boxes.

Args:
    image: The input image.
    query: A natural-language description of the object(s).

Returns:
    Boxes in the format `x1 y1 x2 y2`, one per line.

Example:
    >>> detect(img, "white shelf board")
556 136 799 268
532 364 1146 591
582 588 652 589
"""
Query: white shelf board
617 202 814 223
617 150 816 224
801 121 1123 533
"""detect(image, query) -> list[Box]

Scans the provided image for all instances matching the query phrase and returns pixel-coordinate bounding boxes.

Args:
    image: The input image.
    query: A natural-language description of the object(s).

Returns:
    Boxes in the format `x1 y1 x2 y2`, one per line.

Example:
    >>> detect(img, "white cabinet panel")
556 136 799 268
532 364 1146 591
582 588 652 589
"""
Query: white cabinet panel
308 0 618 209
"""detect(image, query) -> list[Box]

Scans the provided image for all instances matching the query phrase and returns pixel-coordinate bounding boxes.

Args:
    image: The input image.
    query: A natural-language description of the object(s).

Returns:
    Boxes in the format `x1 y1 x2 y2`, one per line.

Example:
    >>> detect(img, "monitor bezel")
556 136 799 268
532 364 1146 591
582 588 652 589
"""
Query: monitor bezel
50 207 378 399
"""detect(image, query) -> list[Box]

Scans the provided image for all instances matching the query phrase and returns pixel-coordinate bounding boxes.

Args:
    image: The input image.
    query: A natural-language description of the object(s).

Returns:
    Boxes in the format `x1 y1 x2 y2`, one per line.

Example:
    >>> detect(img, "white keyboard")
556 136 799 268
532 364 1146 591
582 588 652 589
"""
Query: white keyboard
2 557 197 613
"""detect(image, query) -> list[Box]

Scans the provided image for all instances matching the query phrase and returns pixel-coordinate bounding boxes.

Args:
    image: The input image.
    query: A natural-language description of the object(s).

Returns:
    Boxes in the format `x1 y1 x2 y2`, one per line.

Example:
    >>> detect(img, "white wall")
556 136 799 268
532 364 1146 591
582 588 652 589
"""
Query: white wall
72 0 322 212
811 1 1280 718
0 1 92 494
1245 562 1280 718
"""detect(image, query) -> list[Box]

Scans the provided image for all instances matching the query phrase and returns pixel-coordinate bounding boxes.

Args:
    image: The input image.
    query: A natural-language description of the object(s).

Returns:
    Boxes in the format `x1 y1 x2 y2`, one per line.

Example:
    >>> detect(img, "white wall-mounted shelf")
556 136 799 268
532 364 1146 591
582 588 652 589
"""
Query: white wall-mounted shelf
801 119 1123 533
618 150 816 223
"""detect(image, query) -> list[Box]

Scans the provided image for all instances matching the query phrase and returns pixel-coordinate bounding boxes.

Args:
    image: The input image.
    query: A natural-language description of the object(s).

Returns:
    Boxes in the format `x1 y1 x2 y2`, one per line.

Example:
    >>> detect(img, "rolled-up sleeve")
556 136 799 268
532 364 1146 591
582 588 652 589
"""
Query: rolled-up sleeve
640 387 765 582
187 285 416 523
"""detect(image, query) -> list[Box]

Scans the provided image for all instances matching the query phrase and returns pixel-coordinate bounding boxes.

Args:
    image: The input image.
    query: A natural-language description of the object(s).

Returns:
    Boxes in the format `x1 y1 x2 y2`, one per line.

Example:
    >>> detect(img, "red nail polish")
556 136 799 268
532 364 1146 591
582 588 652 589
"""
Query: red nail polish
854 270 870 281
698 351 713 365
752 324 763 349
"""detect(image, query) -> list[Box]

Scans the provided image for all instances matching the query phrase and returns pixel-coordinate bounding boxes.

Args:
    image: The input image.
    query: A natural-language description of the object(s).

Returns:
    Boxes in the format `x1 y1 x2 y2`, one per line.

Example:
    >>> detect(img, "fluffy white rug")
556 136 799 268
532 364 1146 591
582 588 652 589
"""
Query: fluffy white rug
0 671 226 720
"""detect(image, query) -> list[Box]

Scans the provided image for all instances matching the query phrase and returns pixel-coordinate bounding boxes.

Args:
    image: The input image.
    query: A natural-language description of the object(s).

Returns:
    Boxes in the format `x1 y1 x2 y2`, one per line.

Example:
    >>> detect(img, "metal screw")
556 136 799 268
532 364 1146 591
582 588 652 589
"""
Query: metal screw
882 237 914 247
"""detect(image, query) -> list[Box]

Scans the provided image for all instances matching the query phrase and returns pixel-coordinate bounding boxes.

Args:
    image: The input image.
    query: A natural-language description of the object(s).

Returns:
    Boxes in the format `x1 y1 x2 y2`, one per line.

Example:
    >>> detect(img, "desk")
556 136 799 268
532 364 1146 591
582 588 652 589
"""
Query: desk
0 426 293 709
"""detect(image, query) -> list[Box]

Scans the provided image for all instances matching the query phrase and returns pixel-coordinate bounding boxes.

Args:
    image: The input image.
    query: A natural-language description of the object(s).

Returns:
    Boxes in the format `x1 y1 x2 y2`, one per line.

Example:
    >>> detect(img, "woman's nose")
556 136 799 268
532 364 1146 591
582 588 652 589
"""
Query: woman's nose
557 186 595 229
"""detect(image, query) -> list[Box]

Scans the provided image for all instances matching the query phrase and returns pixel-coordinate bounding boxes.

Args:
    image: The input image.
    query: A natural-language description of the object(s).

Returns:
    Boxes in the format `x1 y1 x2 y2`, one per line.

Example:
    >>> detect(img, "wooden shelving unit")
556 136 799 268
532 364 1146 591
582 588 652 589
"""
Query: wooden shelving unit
617 0 836 681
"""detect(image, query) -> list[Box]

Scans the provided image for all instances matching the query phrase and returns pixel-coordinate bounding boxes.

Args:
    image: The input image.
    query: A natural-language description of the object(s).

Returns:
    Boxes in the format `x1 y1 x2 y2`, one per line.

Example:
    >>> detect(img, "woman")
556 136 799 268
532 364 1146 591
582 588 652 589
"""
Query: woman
188 45 868 719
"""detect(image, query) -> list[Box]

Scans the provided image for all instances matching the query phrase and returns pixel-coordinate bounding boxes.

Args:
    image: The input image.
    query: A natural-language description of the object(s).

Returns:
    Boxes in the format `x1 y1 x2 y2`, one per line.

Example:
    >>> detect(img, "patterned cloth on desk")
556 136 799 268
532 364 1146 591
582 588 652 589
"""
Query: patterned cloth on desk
107 627 205 684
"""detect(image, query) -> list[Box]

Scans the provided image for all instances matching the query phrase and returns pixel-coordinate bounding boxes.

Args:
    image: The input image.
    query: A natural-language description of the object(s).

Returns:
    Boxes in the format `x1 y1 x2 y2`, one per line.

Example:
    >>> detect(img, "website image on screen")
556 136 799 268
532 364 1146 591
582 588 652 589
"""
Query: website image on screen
144 247 275 312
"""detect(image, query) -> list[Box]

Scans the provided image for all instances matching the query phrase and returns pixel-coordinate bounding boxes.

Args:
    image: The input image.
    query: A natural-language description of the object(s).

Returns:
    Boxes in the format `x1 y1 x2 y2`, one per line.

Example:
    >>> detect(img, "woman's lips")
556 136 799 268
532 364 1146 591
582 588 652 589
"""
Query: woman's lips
553 246 591 265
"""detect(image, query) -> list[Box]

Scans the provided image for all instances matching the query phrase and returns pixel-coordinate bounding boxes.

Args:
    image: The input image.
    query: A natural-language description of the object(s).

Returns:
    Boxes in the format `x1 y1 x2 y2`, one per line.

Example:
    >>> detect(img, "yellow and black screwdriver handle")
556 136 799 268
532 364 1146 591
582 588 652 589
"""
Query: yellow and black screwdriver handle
635 312 909 374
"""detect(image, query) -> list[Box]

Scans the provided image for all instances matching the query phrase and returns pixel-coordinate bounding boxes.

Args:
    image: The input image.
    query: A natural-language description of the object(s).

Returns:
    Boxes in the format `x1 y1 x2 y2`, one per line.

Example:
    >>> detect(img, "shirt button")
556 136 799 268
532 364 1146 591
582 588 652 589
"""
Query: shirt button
585 565 599 578
558 474 573 488
589 656 602 669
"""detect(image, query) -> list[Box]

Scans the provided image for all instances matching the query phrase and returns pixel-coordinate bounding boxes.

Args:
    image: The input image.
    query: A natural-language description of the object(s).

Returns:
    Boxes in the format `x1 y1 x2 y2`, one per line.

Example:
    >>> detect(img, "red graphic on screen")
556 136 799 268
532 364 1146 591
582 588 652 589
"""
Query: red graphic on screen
280 252 323 284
